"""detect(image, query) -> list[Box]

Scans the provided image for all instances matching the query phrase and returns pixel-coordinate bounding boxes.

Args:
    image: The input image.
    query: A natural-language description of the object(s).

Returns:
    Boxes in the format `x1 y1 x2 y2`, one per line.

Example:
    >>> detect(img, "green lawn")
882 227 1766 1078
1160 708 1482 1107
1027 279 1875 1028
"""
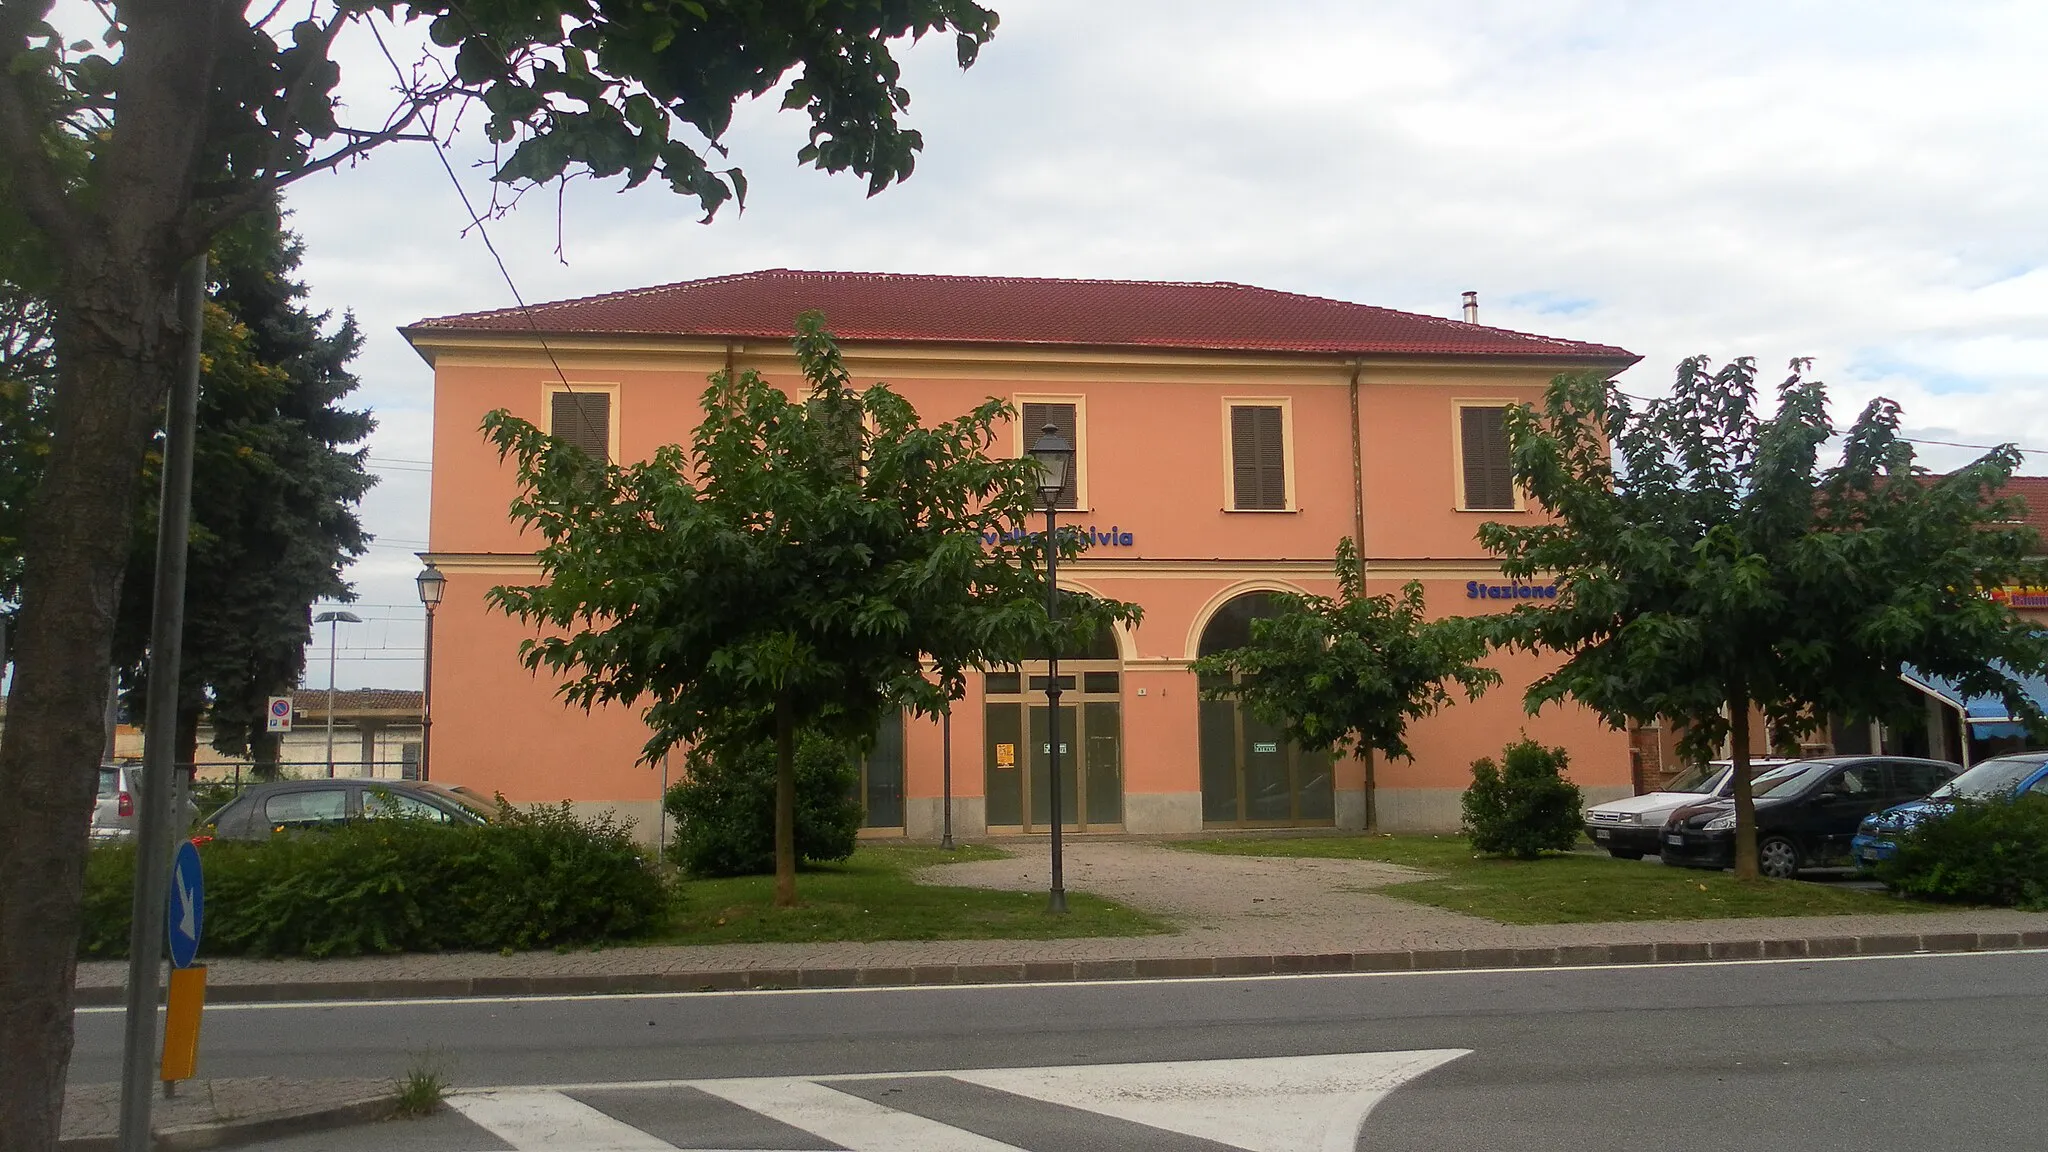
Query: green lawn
658 843 1172 945
1171 834 1939 924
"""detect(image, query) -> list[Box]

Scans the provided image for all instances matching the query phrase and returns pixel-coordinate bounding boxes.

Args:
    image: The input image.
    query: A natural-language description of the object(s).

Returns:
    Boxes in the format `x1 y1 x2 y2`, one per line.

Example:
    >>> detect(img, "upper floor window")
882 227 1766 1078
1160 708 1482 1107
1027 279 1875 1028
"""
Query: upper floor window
549 387 613 461
1227 402 1289 511
1020 398 1081 510
1457 403 1516 511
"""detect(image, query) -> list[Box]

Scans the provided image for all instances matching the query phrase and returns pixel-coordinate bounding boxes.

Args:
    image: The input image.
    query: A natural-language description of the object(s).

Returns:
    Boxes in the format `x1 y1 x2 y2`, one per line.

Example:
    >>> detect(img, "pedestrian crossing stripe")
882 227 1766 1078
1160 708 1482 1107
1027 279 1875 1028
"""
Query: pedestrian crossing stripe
451 1048 1470 1152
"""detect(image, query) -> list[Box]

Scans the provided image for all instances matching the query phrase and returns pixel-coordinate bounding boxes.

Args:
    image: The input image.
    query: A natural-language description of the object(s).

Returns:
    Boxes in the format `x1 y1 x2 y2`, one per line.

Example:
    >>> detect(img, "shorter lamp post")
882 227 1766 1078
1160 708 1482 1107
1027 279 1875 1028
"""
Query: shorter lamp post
313 610 361 777
1028 423 1074 914
415 564 445 781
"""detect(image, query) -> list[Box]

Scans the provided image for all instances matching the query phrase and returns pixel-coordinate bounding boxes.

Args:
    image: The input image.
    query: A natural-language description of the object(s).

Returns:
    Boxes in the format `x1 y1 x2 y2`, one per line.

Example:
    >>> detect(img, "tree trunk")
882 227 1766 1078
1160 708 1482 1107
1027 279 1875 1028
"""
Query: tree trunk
1362 748 1379 833
252 729 281 781
773 700 798 907
1729 690 1758 879
0 275 184 1152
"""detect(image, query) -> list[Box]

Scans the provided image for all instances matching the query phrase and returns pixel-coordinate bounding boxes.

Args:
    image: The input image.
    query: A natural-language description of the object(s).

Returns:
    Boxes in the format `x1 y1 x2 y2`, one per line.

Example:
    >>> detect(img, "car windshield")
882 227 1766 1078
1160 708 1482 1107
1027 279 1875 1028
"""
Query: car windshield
1753 758 1851 795
1664 763 1726 793
1756 763 1822 797
416 783 496 820
97 767 118 796
1930 756 2048 800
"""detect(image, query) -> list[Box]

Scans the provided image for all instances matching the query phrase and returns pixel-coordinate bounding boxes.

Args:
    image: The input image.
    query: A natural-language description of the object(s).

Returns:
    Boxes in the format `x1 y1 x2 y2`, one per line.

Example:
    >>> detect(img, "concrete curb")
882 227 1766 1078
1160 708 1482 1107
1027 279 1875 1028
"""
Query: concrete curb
72 929 2048 1007
59 1092 399 1151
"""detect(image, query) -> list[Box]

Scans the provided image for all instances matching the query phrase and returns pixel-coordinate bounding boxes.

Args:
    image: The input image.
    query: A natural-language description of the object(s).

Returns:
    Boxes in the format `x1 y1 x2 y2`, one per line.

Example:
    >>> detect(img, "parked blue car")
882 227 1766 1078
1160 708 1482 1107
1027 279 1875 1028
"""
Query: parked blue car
1851 751 2048 870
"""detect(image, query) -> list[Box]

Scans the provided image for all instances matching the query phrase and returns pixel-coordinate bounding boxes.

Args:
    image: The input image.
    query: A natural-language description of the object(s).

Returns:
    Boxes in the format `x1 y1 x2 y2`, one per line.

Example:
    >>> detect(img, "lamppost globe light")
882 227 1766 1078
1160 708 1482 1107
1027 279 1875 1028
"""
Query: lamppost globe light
414 564 446 606
1028 424 1073 504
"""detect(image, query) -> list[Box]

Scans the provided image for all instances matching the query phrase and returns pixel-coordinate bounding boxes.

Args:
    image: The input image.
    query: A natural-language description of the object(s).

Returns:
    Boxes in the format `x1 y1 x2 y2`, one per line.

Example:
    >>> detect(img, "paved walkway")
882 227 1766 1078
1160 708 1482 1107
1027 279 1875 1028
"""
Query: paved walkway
73 841 2048 993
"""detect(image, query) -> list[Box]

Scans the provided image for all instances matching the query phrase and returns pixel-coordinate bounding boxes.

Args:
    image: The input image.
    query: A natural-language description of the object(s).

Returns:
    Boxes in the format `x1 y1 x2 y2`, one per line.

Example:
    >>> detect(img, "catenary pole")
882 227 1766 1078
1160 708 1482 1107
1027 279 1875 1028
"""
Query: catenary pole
941 708 955 850
117 253 206 1151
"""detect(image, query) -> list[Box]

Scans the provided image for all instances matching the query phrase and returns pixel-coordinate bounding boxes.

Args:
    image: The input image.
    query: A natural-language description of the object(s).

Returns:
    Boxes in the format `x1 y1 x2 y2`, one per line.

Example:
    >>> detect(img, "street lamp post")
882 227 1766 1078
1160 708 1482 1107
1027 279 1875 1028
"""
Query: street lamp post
313 610 361 777
415 564 445 782
1028 423 1074 914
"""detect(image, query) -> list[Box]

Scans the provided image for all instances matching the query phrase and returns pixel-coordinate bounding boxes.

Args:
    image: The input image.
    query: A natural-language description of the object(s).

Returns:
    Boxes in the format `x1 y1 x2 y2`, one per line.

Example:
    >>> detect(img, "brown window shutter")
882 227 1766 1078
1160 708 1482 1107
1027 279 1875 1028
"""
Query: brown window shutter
1460 405 1514 509
1230 405 1286 510
551 391 611 460
1021 401 1079 509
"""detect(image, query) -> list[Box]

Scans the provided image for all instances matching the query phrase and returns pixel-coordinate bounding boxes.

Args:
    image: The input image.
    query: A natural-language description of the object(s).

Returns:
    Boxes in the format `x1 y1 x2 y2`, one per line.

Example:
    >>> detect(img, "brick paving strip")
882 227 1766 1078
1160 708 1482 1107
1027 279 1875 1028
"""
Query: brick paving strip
72 842 2048 1005
58 1077 396 1150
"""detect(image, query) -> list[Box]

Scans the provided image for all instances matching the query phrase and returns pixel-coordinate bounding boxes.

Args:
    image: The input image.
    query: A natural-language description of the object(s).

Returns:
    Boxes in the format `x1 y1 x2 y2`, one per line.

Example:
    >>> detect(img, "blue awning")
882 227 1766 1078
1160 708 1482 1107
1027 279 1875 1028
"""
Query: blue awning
1901 663 2048 739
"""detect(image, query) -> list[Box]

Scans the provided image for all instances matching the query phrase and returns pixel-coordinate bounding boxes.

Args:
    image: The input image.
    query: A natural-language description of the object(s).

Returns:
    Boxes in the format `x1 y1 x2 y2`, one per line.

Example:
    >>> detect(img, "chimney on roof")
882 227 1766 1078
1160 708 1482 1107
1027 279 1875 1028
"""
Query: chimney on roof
1462 291 1479 324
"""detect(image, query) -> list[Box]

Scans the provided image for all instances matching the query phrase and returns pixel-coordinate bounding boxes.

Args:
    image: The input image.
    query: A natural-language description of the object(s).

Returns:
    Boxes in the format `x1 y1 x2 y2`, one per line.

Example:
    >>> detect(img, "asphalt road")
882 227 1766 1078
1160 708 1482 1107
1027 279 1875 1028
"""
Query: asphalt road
72 950 2048 1151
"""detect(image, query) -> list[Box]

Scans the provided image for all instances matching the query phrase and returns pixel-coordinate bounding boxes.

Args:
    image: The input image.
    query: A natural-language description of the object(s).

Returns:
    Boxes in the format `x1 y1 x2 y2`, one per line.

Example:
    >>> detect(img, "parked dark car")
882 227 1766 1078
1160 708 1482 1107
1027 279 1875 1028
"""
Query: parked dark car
197 779 494 842
1851 751 2048 869
1661 756 1960 879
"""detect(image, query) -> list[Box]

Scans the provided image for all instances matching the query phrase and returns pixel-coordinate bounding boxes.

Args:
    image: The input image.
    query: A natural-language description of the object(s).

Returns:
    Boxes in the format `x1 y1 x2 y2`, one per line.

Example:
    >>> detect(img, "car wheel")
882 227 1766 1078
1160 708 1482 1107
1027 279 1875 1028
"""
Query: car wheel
1758 835 1801 880
1607 848 1645 861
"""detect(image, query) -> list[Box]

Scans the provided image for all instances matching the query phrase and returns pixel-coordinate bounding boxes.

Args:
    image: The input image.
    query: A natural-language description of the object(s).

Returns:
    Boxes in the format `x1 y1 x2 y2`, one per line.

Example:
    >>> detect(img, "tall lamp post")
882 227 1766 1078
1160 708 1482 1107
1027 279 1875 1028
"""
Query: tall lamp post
1028 423 1074 914
313 610 361 777
415 564 445 781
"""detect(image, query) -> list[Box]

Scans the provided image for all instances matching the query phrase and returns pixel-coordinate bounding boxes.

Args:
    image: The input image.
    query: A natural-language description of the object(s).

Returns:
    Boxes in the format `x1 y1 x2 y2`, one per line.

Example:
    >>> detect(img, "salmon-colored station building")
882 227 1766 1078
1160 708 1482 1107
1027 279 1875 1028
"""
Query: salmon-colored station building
404 271 1642 840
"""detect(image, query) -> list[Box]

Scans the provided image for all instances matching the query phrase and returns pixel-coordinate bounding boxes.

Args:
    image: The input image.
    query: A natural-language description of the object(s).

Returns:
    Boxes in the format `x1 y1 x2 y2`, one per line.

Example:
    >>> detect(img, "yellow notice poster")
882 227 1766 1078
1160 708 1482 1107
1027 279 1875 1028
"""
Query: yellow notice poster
995 743 1016 768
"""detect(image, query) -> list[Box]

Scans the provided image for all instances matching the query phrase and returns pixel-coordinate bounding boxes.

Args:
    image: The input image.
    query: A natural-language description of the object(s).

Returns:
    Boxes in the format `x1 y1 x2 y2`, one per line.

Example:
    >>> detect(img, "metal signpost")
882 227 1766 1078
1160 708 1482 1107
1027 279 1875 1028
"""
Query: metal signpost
117 254 206 1152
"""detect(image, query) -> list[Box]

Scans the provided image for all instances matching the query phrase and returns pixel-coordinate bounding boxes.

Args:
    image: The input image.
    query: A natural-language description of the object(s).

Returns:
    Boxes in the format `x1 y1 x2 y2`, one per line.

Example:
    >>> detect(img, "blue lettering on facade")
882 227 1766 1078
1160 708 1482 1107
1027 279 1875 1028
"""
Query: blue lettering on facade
980 525 1136 549
1466 580 1557 600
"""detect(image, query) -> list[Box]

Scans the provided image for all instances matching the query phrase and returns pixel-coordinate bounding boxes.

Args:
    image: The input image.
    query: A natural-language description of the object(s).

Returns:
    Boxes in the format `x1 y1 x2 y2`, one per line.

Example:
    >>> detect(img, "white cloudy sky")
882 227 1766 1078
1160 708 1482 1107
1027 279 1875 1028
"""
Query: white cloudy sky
269 0 2048 688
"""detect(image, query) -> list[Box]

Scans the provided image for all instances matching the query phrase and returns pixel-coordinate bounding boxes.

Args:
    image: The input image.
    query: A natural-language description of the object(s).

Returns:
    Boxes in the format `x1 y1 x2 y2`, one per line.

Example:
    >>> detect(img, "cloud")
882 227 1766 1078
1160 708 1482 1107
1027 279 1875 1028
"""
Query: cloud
275 0 2048 686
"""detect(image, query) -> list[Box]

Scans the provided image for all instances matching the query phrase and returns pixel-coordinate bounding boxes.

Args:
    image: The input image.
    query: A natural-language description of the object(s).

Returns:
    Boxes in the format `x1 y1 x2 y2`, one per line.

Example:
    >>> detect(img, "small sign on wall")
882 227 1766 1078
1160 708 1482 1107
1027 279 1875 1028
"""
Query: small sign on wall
265 696 293 733
995 743 1016 768
1252 741 1279 754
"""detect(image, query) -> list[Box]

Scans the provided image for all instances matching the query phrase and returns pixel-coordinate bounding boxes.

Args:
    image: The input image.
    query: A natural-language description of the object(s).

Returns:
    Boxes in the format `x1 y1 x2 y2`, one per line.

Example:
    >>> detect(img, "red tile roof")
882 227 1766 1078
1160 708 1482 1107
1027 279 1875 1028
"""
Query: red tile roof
406 269 1638 362
1994 476 2048 543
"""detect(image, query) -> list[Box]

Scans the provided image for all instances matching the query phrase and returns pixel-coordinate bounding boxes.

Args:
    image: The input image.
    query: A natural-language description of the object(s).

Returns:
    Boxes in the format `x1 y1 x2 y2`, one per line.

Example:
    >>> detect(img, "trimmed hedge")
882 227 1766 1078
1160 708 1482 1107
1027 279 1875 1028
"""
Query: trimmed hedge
1462 738 1584 859
81 803 667 958
664 732 862 877
1875 794 2048 910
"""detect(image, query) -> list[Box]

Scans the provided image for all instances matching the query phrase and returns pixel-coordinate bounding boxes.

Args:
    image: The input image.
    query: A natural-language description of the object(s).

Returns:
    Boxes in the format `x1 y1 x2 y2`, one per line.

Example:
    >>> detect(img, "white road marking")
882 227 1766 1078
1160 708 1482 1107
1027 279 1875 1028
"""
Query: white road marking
951 1050 1470 1152
71 947 2045 1013
689 1077 1029 1152
448 1089 676 1151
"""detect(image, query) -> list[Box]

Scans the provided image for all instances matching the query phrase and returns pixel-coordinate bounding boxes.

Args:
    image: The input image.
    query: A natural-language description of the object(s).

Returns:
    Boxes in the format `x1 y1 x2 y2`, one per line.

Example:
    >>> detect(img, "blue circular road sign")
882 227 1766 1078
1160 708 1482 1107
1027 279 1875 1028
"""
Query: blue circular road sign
167 839 204 968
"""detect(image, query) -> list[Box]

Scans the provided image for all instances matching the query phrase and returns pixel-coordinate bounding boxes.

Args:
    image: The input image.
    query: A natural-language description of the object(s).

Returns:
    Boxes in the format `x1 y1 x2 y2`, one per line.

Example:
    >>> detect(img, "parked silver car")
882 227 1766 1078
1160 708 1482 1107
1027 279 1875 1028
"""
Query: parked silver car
90 760 198 841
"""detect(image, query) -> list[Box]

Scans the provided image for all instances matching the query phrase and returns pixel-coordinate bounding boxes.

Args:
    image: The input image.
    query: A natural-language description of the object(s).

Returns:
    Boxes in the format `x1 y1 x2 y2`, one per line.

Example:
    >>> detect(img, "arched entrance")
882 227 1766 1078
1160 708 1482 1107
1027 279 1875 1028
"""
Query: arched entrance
983 612 1123 832
1197 591 1335 826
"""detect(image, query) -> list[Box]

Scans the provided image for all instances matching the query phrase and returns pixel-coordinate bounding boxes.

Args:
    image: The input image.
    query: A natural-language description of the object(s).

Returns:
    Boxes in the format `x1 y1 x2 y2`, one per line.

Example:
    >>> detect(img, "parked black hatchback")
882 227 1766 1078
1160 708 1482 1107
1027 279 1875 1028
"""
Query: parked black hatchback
198 780 494 841
1661 756 1959 880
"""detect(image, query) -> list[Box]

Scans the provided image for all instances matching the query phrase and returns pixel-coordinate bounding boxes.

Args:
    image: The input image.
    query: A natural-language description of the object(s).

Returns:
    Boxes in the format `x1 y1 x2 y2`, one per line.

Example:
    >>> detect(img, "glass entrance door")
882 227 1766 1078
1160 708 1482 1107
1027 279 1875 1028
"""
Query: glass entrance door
982 627 1124 833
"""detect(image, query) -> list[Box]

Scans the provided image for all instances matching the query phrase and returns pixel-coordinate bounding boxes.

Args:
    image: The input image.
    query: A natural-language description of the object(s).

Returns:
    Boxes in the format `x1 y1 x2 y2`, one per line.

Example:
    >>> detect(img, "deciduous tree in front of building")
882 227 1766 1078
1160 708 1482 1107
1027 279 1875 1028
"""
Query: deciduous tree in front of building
483 314 1138 907
1481 357 2048 879
0 7 999 1142
1190 537 1501 830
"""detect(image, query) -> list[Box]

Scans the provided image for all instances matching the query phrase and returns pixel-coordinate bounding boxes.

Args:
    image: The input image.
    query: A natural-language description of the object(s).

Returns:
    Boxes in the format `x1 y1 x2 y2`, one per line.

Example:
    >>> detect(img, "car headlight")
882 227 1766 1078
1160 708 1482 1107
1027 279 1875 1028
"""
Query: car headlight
1705 814 1737 832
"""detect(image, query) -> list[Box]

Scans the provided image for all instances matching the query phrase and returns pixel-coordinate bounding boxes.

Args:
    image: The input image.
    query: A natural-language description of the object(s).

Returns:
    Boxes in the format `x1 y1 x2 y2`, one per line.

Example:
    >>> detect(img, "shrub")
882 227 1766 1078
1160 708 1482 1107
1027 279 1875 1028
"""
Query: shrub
1875 794 2048 909
665 731 863 877
80 805 666 958
1462 738 1584 859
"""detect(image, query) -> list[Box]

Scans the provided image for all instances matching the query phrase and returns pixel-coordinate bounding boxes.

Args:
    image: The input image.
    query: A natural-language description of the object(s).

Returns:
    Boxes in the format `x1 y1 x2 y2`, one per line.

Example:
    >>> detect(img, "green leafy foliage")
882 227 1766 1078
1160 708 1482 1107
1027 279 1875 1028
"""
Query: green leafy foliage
79 805 665 958
1461 739 1584 859
1875 795 2048 909
1191 537 1499 764
665 732 864 877
483 314 1137 901
1481 358 2048 875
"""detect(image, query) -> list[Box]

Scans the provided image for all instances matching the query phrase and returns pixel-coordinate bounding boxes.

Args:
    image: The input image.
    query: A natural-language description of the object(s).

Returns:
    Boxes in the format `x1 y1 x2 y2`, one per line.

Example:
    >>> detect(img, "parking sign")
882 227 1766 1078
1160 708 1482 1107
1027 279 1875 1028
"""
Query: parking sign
266 696 293 732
